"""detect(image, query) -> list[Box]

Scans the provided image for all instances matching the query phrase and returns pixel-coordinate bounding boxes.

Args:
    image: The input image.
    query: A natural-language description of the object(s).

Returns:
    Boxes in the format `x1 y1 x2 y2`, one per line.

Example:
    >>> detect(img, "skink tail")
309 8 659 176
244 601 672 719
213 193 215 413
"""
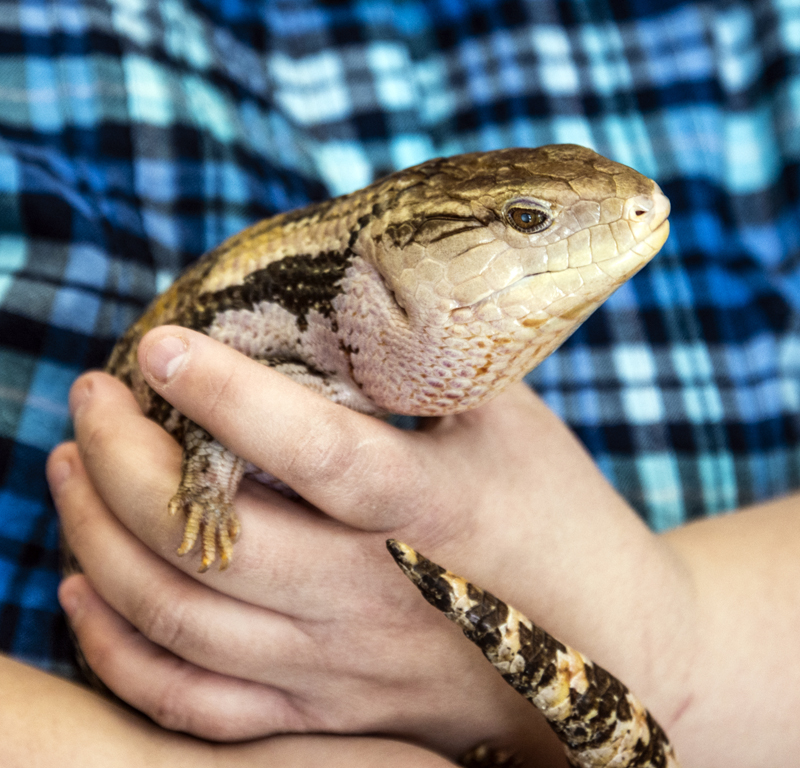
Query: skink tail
386 539 680 768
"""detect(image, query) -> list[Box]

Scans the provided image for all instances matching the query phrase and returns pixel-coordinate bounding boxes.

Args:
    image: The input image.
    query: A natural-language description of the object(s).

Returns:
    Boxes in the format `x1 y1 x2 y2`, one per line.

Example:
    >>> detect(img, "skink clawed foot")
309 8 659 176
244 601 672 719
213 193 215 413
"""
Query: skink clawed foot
171 423 246 571
169 487 241 571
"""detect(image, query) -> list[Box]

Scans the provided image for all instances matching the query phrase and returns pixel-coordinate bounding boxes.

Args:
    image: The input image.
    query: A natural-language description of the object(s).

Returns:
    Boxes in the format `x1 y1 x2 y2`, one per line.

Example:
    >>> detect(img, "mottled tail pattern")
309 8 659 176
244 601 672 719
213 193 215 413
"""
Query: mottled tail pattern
386 540 680 768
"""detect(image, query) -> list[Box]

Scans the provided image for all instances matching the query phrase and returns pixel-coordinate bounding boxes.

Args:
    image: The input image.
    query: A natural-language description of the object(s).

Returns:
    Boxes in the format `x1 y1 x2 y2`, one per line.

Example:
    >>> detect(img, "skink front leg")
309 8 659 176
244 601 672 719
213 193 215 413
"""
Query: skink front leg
169 422 245 571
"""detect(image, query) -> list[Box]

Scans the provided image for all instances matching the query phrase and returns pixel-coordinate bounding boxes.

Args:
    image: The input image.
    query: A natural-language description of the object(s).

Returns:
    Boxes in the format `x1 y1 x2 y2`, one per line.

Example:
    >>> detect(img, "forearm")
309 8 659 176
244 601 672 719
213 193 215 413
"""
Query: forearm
661 493 800 767
0 653 206 767
428 383 800 765
0 654 454 768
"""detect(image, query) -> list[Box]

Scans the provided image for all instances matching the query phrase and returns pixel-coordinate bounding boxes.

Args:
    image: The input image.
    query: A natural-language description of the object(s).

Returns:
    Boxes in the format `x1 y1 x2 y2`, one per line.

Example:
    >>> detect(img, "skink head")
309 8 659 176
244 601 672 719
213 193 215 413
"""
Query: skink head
372 144 669 321
350 145 670 414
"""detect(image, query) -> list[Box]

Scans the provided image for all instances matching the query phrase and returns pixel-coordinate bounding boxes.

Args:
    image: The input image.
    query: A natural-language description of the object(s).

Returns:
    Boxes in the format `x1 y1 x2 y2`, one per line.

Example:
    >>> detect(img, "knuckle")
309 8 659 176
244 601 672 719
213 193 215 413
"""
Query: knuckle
281 408 360 487
202 364 239 425
346 437 428 529
147 678 249 739
60 497 94 551
133 583 197 653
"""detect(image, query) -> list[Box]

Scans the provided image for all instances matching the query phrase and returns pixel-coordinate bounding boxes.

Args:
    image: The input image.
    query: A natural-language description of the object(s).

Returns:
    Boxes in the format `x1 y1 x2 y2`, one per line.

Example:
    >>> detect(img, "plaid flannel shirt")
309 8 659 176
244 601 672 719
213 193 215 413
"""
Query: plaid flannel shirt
1 0 799 675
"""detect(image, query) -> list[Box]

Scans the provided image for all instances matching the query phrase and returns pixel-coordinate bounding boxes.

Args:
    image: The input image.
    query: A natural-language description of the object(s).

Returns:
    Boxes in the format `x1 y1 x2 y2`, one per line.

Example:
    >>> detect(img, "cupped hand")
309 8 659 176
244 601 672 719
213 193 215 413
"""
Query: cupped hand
49 326 693 764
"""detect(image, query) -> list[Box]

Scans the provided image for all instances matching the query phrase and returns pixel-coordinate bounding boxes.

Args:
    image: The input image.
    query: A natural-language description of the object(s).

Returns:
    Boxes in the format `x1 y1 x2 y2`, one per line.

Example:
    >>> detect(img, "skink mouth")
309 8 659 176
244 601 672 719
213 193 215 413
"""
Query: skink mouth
646 217 670 252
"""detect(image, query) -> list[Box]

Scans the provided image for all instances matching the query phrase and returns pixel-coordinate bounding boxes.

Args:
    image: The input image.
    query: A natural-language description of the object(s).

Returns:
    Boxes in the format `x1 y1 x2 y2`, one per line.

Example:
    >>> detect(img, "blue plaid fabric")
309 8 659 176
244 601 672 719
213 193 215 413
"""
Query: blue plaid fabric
2 0 800 674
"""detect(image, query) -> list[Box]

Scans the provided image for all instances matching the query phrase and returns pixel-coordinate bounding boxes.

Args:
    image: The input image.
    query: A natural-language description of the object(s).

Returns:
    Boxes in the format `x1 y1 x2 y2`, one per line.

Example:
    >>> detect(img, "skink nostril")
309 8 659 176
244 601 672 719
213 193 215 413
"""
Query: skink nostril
624 194 655 222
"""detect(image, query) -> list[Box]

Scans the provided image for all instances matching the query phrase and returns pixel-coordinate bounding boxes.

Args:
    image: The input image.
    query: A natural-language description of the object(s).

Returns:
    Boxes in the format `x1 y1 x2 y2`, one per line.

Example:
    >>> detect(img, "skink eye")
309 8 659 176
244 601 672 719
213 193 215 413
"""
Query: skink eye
506 206 550 233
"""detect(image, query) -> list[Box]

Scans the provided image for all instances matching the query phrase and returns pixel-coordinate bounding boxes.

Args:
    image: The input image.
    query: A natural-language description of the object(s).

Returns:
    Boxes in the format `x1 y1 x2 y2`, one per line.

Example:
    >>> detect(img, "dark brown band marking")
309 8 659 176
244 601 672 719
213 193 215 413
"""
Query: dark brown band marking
191 249 354 333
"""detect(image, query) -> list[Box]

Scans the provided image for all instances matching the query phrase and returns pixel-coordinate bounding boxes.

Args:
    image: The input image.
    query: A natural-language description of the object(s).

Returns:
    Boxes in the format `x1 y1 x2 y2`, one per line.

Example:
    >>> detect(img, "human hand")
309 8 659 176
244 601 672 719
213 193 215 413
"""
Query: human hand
51 327 693 763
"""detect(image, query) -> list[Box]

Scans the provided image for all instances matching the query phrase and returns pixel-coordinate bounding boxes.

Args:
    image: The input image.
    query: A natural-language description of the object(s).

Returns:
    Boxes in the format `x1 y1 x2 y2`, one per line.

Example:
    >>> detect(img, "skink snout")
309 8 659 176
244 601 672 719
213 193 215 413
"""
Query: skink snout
623 182 671 229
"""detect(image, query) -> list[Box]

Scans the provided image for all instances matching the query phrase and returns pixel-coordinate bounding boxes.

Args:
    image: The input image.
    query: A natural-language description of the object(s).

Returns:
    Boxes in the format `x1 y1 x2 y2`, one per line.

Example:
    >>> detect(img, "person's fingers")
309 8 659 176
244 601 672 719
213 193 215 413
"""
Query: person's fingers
50 442 515 747
137 326 438 532
66 375 419 612
132 327 616 591
49 441 322 686
68 371 187 561
57 573 304 740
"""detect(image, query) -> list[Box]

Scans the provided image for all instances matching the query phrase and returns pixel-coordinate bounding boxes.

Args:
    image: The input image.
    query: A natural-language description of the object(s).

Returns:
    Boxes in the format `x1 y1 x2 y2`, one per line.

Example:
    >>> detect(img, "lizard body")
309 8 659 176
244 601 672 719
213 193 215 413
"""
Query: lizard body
106 144 669 571
92 144 673 766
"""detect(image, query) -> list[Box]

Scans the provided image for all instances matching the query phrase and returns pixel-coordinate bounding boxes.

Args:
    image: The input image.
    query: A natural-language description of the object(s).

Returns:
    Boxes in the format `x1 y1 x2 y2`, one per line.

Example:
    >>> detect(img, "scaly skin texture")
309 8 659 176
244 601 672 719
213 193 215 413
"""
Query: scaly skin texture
101 144 670 572
387 540 681 768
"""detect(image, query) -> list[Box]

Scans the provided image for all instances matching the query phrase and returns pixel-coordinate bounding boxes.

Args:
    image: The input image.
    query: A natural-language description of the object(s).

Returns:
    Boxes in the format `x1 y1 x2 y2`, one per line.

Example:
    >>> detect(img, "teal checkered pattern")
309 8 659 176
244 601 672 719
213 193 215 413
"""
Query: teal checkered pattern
2 0 800 674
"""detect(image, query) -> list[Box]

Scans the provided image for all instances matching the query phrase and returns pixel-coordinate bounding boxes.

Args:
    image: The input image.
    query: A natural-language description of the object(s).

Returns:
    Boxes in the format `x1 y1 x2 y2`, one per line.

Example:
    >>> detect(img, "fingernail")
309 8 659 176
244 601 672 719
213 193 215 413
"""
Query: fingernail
145 334 188 383
47 457 72 495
